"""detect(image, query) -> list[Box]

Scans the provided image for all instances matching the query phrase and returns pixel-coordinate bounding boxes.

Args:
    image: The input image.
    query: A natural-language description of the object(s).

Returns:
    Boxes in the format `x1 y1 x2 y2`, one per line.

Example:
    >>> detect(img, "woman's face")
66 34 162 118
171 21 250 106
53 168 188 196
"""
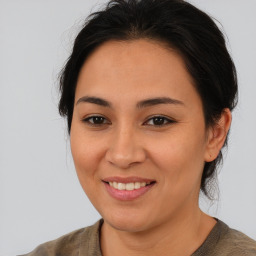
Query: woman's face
71 39 212 232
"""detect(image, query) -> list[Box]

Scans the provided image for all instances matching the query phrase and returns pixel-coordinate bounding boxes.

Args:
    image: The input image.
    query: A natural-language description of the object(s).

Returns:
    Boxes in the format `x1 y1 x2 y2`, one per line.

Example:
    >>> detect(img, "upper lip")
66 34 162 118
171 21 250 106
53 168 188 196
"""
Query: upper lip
102 176 156 184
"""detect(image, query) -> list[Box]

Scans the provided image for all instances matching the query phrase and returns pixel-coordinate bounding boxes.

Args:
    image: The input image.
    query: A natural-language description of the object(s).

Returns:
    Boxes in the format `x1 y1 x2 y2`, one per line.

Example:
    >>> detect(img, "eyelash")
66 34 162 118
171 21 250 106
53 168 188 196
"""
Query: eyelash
82 115 176 127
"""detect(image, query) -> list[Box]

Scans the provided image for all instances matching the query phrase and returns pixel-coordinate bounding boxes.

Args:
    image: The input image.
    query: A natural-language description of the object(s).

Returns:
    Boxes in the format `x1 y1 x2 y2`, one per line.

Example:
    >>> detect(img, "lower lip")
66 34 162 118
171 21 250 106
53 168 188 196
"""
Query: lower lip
103 182 155 201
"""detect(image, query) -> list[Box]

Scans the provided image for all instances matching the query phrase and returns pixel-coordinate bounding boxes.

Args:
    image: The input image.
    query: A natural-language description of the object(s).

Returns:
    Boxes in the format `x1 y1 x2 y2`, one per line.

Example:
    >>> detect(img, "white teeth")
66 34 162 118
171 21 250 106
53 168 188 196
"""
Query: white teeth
113 181 118 189
108 181 150 190
125 183 135 190
134 182 140 189
117 183 126 190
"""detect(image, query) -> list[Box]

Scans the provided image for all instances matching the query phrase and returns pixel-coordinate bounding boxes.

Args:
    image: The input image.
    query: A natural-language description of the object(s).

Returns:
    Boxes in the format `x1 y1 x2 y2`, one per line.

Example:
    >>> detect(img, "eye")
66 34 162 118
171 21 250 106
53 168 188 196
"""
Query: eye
144 116 176 126
82 115 110 126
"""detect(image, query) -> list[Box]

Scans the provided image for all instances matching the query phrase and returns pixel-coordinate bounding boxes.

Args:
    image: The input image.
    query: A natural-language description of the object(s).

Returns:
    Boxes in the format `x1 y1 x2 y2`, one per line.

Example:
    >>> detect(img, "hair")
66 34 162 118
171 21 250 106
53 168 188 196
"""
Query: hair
58 0 238 198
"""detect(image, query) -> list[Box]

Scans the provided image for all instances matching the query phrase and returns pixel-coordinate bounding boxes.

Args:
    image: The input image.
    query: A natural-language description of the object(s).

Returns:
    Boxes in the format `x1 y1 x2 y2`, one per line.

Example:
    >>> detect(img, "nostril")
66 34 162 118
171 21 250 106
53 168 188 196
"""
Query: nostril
105 145 147 169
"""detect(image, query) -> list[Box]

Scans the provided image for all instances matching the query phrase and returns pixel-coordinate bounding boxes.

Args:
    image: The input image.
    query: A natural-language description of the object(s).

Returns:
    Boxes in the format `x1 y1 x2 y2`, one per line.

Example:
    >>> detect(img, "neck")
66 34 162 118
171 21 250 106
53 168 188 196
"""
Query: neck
101 208 216 256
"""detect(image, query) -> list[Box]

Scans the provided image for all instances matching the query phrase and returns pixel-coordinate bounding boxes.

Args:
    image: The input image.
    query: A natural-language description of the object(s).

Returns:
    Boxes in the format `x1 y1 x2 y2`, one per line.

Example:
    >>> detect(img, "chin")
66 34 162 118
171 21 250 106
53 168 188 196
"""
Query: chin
108 219 148 233
101 210 147 232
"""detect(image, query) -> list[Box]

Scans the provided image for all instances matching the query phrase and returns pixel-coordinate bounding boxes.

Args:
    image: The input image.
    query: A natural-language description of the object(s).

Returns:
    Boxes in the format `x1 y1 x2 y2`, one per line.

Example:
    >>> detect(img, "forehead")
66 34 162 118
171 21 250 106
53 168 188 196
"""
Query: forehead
75 39 201 109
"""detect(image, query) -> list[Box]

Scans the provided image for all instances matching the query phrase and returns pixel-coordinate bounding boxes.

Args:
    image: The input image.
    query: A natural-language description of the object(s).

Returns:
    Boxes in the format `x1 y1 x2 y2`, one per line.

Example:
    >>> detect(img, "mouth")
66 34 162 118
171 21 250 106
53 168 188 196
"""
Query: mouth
102 177 156 200
103 180 156 191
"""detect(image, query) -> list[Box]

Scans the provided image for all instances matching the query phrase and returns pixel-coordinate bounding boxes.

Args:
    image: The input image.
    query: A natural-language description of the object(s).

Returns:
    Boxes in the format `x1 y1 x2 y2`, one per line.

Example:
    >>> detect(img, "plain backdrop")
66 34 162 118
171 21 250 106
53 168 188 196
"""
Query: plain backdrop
0 0 256 255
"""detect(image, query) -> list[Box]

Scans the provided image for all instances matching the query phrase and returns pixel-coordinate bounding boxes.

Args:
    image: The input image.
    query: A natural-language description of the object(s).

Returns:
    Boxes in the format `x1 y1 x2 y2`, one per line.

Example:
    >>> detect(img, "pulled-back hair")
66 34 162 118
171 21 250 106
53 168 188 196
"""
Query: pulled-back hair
58 0 238 198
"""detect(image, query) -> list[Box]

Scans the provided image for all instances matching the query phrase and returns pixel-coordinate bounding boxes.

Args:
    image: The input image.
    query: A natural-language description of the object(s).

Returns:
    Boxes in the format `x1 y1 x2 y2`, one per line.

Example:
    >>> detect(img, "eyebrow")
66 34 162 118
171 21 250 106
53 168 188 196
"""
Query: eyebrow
76 96 184 108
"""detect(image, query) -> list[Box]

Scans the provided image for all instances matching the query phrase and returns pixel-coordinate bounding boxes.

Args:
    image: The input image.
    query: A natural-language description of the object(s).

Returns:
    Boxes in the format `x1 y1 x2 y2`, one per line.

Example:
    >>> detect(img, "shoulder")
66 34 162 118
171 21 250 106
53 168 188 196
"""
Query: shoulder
215 220 256 256
19 228 85 256
19 219 103 256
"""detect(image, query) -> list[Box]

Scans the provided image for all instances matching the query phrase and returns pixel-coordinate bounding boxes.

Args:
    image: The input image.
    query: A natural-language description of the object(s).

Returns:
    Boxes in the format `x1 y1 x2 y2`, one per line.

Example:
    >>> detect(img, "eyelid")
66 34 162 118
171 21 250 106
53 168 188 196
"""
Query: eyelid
143 115 177 126
81 115 111 126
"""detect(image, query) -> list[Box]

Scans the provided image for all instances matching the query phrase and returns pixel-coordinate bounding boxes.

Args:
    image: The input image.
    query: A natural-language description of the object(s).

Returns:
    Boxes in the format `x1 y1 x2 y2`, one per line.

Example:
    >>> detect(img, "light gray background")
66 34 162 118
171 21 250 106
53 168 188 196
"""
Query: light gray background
0 0 255 255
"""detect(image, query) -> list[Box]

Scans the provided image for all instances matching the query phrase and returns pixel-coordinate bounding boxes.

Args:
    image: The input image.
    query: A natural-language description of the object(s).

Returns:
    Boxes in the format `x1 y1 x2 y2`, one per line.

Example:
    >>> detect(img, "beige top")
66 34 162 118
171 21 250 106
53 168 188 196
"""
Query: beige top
20 219 256 256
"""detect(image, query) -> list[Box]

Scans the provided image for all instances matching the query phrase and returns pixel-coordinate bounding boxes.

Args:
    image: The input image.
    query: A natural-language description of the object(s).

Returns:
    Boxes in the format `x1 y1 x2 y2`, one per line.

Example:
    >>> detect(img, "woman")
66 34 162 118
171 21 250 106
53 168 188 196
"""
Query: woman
22 0 256 255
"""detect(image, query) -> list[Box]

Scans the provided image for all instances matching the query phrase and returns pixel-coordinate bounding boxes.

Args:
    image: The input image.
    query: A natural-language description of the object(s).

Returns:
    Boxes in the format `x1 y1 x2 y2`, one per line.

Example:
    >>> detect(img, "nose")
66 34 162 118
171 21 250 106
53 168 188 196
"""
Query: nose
105 126 146 169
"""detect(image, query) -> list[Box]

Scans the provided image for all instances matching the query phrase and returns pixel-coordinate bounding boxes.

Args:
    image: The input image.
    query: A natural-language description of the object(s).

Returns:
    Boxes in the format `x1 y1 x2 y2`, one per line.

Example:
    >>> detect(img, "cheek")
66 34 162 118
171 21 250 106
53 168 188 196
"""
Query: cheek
70 124 106 167
149 130 206 191
70 127 106 192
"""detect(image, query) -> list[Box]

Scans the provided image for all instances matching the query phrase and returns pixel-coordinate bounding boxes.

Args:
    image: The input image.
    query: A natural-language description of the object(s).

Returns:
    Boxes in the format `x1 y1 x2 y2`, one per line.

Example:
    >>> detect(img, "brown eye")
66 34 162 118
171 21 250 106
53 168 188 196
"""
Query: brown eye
82 116 110 126
145 116 176 126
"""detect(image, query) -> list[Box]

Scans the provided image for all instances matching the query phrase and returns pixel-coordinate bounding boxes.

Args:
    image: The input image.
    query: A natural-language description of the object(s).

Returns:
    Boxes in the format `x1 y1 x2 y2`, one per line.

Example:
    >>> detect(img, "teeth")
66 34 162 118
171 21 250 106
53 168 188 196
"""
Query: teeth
126 183 134 190
113 181 118 189
118 183 126 190
134 182 140 189
108 181 151 190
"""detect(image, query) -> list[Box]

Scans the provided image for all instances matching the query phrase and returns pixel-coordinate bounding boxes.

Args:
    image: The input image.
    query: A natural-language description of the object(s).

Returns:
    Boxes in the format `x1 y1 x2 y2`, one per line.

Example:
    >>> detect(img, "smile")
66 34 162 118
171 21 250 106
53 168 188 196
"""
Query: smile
109 181 151 191
102 177 156 201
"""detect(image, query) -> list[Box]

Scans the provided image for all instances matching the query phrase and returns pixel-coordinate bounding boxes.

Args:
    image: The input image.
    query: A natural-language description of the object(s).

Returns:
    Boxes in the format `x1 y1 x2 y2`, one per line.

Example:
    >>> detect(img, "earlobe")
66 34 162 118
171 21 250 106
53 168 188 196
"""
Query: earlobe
204 108 232 162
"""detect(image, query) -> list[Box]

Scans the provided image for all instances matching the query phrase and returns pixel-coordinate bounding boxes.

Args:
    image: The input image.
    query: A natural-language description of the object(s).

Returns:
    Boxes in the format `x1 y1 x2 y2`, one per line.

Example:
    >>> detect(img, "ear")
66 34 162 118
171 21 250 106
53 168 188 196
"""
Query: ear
204 108 232 162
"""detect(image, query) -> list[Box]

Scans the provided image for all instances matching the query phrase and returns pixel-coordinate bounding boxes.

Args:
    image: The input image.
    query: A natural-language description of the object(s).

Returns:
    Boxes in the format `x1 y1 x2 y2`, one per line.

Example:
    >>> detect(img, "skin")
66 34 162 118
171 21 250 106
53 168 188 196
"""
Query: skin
70 39 231 256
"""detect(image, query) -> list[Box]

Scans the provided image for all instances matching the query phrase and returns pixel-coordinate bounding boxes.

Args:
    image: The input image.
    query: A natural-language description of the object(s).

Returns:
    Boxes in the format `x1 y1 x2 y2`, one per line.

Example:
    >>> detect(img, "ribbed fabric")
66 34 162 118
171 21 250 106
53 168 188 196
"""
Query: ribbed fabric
192 220 256 256
20 219 256 256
